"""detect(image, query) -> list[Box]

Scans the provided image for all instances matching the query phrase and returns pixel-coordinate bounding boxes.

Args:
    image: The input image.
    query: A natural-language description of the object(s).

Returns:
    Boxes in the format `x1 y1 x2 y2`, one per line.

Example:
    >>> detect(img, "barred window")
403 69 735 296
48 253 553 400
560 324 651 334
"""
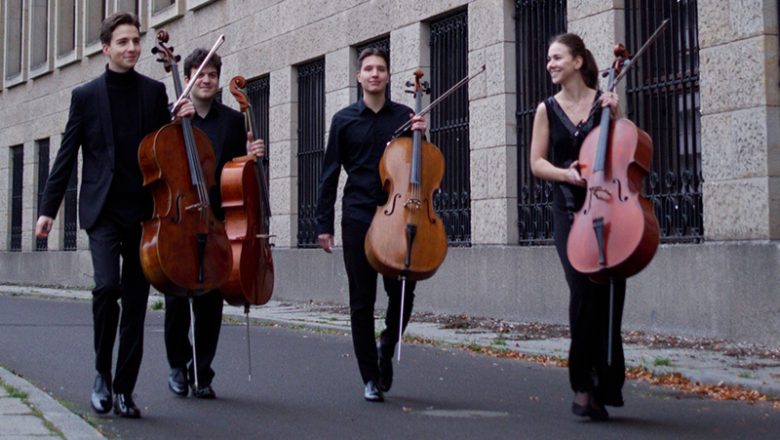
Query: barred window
36 139 50 251
11 145 24 252
296 59 325 248
515 0 567 245
625 0 702 242
430 9 471 246
63 161 78 251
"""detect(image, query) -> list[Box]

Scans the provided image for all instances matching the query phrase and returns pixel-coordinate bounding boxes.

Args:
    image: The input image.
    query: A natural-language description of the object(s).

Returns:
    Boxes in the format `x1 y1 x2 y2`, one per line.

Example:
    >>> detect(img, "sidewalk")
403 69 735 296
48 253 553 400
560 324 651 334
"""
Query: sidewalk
2 284 779 438
0 364 104 439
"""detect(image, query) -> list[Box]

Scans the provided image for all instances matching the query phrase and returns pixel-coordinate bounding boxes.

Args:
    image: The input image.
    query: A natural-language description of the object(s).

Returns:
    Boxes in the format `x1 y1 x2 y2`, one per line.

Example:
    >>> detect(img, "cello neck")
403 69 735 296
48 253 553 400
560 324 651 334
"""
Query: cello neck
408 69 428 187
592 67 616 173
411 87 423 186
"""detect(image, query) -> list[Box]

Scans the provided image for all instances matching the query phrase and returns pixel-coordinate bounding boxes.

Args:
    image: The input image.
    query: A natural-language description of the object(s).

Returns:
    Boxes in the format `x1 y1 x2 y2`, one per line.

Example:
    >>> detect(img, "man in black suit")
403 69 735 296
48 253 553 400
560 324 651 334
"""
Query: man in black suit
35 12 170 418
164 48 264 400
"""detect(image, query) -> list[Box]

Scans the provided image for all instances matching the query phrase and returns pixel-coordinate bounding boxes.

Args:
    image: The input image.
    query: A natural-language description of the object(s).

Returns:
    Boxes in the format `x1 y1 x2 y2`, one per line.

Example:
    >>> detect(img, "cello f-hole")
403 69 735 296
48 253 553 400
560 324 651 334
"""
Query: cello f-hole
384 193 402 216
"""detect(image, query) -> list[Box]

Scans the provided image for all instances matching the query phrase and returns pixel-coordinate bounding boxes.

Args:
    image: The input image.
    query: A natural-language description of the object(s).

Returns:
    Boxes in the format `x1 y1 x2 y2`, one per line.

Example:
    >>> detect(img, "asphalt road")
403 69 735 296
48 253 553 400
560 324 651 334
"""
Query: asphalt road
1 294 779 439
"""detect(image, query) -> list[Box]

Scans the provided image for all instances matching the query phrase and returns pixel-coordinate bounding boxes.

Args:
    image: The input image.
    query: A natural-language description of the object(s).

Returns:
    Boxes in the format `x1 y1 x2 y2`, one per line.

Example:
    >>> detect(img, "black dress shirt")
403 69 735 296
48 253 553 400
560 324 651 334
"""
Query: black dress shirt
191 101 248 220
315 99 414 235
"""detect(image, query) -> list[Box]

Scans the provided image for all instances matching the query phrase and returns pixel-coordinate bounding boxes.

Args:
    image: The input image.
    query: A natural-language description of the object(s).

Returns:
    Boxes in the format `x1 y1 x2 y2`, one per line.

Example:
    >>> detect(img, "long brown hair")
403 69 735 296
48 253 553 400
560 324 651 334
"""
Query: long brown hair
549 33 599 89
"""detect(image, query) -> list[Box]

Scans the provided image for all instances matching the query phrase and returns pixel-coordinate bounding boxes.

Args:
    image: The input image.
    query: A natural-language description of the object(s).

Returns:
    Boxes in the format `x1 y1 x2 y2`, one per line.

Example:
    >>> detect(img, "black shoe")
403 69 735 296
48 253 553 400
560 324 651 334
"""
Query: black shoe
191 384 216 399
363 381 384 402
114 393 141 418
378 345 393 393
90 374 112 414
571 398 609 421
168 368 189 397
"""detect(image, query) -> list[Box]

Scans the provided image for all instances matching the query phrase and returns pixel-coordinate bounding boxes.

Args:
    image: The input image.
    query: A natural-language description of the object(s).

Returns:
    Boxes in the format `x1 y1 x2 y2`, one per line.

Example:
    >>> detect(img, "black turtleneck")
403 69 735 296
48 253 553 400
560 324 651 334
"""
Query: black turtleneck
105 67 145 202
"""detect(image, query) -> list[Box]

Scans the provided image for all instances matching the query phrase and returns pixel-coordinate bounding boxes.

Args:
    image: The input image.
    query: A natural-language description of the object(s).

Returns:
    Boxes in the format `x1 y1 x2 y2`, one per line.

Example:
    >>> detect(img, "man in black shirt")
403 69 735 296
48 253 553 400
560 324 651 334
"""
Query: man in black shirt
35 12 170 418
164 48 264 400
316 48 427 402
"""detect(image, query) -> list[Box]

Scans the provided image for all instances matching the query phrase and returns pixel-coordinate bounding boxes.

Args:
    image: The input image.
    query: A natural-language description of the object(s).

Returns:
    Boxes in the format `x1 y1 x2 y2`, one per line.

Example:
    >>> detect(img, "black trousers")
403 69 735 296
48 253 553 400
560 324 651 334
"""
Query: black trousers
164 290 223 386
553 208 626 406
341 220 415 385
87 211 150 395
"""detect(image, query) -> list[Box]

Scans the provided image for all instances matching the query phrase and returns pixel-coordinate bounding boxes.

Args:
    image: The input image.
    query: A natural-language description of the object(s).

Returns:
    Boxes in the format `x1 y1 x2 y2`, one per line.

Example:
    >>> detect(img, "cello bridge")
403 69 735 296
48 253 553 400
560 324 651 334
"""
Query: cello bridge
404 198 422 210
185 203 204 212
590 186 612 201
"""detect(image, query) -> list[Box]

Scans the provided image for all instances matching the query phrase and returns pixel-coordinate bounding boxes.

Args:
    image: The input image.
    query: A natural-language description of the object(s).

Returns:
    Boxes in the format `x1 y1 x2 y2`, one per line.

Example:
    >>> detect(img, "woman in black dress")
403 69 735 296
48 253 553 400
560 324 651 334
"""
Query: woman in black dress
529 33 623 421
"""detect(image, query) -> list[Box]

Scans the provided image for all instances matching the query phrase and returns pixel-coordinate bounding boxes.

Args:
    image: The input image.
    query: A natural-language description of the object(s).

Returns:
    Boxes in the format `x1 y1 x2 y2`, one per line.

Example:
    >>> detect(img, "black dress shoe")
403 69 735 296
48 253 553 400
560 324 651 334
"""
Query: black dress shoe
378 346 393 393
571 399 609 421
363 380 384 402
191 384 216 399
90 374 112 414
168 368 189 397
114 393 141 418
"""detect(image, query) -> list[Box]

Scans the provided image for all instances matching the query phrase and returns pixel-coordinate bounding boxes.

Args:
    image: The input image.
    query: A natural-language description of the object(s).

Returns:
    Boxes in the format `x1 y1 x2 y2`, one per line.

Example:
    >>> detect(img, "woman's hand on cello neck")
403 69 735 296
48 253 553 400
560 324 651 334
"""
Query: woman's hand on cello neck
599 91 621 118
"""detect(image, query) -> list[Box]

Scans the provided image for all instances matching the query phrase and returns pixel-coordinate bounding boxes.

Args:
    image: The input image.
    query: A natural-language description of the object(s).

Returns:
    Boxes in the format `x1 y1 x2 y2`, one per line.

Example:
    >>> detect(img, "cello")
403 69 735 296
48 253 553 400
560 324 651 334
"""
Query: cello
219 76 275 381
138 31 232 386
566 21 668 364
364 66 484 359
364 69 448 282
221 75 274 308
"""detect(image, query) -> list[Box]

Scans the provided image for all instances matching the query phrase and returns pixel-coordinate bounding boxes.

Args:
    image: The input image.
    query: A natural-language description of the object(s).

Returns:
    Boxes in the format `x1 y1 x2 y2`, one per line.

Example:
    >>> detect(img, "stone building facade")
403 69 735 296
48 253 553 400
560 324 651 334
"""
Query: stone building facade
1 1 778 345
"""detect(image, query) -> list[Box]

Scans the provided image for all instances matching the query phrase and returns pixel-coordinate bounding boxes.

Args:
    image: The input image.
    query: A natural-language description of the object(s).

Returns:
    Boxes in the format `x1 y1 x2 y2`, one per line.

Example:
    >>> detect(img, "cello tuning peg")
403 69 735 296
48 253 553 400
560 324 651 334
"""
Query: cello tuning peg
405 81 414 87
151 47 159 54
175 55 181 62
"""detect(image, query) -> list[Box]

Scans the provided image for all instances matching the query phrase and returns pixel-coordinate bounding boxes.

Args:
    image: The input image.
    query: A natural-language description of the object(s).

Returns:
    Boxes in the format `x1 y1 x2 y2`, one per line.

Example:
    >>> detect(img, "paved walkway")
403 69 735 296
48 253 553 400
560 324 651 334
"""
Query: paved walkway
1 284 779 438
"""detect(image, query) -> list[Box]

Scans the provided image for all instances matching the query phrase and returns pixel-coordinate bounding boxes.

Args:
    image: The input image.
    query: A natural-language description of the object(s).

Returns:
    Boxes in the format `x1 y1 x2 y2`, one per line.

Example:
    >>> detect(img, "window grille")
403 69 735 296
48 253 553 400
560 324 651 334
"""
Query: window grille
63 162 78 251
430 10 471 246
36 139 50 251
625 0 703 242
296 59 325 248
246 75 271 190
515 0 567 245
11 145 24 251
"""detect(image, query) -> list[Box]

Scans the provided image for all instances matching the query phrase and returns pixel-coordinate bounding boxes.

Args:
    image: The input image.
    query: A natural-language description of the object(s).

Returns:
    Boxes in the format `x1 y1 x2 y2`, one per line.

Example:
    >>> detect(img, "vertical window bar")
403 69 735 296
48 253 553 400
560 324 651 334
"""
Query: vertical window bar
515 0 567 245
430 10 471 246
296 59 325 248
36 139 50 251
10 145 24 252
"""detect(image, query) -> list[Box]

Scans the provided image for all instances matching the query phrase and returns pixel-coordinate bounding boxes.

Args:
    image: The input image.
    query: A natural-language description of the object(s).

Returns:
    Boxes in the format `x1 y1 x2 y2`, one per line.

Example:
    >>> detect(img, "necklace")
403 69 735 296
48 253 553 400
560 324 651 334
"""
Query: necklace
561 95 591 125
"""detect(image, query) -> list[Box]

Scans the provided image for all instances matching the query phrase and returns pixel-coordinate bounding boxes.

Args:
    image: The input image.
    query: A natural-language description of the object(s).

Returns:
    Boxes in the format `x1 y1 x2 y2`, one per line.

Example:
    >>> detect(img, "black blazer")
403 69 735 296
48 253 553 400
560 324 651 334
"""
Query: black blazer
39 69 169 230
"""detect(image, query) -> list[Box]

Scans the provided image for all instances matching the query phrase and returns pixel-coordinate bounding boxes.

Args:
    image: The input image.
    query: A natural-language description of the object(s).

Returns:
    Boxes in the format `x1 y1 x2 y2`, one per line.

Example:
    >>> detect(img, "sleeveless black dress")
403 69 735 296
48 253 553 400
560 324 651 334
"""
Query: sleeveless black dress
544 93 626 406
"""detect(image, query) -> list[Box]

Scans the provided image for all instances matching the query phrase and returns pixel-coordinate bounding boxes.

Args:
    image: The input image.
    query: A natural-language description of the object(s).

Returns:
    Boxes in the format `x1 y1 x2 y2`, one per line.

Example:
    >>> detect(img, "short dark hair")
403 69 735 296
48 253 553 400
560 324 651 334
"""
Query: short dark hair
100 12 140 45
183 48 222 79
358 47 389 70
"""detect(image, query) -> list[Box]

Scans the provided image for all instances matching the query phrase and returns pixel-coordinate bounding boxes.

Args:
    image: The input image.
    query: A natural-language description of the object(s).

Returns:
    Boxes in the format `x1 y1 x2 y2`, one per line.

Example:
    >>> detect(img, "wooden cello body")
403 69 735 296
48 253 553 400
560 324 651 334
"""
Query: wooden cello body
566 45 659 279
364 70 447 281
138 30 232 296
220 76 274 306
